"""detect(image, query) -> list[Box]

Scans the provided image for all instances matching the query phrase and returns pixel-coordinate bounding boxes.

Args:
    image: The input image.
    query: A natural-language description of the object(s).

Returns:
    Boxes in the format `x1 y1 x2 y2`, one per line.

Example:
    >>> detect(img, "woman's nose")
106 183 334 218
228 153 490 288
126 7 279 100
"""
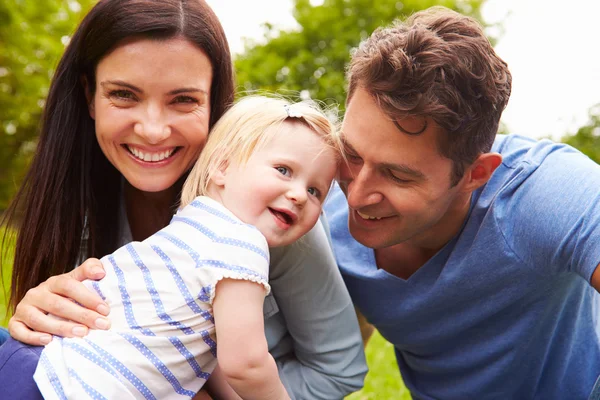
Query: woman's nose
134 104 171 144
133 123 171 144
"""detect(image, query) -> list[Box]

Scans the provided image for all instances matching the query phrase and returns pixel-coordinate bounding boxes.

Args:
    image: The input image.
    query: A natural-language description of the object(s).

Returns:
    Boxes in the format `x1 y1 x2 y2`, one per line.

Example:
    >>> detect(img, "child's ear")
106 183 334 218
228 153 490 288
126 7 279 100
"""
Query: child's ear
211 160 229 187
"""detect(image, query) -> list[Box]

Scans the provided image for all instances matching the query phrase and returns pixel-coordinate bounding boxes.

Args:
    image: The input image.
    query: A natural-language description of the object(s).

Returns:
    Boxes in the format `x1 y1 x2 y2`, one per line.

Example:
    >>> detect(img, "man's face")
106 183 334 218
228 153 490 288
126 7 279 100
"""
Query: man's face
339 87 470 250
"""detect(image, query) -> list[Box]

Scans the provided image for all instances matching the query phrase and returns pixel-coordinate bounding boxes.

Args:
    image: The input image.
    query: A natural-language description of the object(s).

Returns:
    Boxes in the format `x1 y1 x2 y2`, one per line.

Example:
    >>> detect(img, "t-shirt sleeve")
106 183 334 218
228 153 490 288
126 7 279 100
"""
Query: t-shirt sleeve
497 142 600 281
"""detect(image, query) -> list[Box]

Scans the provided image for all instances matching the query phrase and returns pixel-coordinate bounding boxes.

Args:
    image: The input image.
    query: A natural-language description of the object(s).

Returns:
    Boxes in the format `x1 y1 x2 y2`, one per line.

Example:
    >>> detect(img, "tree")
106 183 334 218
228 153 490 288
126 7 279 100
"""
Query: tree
235 0 487 112
561 104 600 163
0 0 94 210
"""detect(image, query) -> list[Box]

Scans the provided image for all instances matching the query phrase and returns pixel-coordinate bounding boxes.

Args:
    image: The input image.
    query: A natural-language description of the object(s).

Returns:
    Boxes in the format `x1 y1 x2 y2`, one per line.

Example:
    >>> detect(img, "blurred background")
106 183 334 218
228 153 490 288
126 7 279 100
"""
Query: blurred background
1 1 599 398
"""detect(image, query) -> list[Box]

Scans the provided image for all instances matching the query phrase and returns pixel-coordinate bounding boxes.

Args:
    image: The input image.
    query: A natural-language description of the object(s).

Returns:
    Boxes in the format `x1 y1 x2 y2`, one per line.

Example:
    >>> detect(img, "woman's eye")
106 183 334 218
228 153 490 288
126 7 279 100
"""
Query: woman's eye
307 187 321 198
276 166 291 176
173 95 198 104
109 90 136 101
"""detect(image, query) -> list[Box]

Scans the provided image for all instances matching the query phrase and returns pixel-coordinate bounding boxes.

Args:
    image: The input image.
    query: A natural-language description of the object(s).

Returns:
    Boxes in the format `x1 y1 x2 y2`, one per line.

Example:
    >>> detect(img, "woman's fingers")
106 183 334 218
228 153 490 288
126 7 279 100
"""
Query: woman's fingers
66 259 110 316
7 261 112 344
46 272 110 318
28 285 110 330
69 258 105 282
7 317 53 346
9 302 91 344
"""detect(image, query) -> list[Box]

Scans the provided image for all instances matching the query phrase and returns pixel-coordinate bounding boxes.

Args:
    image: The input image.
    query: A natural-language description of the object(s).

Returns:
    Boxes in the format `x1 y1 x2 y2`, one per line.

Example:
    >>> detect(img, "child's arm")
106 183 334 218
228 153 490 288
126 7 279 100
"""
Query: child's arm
202 364 242 400
213 279 290 400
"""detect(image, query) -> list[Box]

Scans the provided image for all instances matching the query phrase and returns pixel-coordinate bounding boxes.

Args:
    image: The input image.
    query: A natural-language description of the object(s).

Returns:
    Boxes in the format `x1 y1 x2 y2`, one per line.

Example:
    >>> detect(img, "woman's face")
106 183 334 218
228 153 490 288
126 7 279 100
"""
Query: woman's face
89 37 213 193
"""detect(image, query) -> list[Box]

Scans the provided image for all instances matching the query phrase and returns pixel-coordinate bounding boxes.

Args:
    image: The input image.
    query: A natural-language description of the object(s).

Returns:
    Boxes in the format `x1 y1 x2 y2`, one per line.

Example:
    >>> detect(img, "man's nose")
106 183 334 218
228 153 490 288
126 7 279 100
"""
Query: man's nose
345 165 383 209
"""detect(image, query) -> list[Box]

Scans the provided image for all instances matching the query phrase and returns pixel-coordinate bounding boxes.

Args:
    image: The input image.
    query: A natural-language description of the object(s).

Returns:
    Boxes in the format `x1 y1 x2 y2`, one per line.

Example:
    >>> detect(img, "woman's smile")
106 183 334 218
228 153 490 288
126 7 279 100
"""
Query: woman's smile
91 37 213 193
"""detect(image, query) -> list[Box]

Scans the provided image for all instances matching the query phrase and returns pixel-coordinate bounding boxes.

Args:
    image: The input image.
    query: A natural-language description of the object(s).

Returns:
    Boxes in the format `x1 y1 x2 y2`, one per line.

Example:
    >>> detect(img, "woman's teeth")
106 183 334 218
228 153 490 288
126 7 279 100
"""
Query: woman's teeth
127 146 176 162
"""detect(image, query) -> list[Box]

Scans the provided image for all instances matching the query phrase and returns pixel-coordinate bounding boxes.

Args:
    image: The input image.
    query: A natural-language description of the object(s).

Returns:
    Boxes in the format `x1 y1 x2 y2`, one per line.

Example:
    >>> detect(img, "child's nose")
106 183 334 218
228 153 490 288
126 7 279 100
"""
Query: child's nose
286 184 307 205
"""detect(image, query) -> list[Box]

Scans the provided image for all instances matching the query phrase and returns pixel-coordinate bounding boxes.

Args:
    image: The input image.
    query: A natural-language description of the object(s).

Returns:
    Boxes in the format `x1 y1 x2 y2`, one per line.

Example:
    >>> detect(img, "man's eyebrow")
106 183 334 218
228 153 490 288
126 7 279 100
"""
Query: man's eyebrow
101 80 208 96
340 136 424 179
381 162 425 180
340 136 359 153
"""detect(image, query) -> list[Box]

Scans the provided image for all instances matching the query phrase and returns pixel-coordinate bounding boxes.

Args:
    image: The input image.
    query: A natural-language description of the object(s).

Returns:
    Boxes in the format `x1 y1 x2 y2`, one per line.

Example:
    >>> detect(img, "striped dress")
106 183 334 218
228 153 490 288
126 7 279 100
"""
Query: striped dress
33 196 271 400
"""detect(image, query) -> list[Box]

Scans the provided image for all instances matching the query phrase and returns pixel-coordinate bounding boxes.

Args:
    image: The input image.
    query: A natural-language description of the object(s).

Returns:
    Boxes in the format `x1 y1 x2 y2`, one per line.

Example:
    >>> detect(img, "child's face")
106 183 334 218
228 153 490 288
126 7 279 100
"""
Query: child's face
214 121 338 247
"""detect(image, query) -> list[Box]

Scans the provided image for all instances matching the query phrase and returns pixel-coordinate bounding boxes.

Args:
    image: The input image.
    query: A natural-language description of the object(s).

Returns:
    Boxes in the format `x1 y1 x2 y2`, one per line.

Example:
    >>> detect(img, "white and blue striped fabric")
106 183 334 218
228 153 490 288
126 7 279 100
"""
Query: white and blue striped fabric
34 196 270 400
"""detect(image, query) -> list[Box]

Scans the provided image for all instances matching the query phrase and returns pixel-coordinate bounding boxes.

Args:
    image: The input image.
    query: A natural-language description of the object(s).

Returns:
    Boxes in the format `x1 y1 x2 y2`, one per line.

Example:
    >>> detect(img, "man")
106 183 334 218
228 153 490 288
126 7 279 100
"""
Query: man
324 6 600 399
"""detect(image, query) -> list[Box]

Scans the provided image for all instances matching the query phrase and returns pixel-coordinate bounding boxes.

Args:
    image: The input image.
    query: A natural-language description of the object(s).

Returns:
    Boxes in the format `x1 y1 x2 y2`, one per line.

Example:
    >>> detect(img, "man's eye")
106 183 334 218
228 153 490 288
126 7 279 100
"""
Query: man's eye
276 166 291 176
388 171 411 183
345 151 362 163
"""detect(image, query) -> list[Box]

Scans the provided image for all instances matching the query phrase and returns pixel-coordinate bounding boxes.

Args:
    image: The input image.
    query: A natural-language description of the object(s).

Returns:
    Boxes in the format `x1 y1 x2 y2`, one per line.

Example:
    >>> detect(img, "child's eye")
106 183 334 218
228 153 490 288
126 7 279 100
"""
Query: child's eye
276 166 291 176
307 187 321 198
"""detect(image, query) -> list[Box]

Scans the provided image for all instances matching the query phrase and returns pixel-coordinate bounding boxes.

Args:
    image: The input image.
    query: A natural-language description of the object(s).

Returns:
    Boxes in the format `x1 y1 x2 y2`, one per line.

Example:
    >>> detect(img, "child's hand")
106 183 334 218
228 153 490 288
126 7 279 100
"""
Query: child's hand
203 364 243 400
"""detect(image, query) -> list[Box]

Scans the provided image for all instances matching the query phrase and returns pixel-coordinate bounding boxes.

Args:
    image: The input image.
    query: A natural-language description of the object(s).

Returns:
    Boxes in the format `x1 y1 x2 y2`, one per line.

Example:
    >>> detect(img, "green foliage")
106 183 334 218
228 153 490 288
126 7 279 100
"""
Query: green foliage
235 0 486 112
0 0 94 210
561 104 600 163
346 330 411 400
1 228 15 326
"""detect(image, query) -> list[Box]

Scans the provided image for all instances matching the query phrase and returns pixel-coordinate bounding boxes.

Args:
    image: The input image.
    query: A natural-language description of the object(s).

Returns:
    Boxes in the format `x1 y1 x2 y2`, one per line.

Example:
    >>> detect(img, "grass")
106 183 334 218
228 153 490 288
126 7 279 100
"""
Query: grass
0 232 410 398
0 229 14 327
346 330 411 400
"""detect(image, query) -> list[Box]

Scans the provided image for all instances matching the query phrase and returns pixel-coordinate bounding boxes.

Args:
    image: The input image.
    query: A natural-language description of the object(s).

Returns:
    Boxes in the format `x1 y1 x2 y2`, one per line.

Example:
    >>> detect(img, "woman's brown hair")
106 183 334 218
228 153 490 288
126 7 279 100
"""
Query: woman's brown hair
1 0 234 310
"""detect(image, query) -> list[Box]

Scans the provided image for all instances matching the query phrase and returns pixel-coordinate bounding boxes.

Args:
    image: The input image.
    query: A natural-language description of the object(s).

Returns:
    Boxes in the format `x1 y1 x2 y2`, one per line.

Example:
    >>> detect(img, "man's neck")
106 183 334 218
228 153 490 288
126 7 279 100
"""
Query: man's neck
374 192 472 279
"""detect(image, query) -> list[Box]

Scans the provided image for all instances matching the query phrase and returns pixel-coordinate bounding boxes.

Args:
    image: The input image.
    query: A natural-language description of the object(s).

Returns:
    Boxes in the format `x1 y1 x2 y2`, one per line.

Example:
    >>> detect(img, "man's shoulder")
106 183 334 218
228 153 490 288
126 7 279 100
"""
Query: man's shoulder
484 134 600 209
493 134 594 171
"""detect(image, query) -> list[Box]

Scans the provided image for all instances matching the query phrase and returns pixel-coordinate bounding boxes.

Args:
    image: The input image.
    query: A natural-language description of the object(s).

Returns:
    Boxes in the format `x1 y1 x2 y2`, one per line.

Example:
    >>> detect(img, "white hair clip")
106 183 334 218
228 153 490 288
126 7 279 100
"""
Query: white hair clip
284 104 303 118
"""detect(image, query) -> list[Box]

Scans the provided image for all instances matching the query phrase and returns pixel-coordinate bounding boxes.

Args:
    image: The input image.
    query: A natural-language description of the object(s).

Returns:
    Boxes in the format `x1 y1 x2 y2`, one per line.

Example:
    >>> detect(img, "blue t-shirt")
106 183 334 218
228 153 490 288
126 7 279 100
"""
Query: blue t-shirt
324 134 600 399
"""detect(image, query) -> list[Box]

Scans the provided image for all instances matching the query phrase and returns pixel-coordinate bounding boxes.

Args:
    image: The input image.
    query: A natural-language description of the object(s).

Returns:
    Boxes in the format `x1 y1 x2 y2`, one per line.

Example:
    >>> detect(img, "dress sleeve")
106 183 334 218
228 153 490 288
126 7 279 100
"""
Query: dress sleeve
163 204 271 304
202 222 271 304
268 216 367 399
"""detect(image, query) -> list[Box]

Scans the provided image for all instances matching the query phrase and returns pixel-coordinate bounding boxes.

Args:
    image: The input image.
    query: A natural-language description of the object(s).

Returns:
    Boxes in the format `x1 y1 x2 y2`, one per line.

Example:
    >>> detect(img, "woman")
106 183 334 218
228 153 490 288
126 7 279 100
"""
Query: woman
0 0 366 399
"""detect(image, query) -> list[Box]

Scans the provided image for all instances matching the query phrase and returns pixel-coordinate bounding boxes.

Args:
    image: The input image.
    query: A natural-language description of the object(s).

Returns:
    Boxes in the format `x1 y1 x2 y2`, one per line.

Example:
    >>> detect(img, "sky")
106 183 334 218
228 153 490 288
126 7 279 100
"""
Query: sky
206 0 600 140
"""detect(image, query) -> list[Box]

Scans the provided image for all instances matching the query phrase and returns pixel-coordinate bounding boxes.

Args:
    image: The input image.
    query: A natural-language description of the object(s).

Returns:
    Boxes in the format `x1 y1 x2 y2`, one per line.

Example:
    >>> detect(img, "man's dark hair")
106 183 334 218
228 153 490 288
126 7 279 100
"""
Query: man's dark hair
347 6 512 185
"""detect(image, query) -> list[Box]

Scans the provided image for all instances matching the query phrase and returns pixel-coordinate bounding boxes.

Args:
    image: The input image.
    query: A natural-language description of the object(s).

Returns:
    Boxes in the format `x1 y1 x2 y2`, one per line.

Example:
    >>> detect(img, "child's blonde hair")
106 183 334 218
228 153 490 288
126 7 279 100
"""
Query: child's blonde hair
180 95 341 207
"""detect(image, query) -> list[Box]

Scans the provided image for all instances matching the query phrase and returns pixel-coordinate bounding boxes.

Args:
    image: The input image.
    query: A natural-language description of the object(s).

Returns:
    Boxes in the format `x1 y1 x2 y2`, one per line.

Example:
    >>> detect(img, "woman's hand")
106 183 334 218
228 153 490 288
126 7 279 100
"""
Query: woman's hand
8 258 111 346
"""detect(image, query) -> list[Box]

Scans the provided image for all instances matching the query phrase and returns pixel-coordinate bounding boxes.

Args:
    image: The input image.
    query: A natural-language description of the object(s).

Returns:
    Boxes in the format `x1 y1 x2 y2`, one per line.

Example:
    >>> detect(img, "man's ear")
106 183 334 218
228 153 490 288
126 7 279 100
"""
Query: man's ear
461 152 502 192
81 76 95 120
210 160 229 187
